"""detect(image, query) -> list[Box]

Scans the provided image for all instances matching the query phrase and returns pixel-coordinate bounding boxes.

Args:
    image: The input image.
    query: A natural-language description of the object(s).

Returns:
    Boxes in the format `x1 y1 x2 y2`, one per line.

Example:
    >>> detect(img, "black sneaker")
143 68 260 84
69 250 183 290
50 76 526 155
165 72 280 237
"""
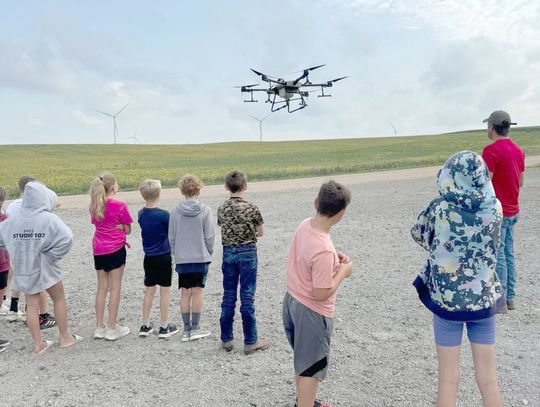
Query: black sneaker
158 323 179 339
0 339 10 348
139 324 154 337
39 314 57 330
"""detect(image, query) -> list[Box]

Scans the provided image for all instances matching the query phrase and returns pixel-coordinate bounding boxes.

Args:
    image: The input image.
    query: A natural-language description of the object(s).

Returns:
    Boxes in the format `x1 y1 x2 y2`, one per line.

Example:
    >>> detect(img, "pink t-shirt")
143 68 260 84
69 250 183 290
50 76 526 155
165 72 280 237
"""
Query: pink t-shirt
0 213 10 272
287 218 340 318
91 199 133 255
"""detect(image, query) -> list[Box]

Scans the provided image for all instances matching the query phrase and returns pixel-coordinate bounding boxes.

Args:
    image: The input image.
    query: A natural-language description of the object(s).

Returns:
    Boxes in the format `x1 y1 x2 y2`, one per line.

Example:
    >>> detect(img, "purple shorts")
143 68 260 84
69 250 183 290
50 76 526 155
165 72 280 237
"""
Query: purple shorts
433 314 496 347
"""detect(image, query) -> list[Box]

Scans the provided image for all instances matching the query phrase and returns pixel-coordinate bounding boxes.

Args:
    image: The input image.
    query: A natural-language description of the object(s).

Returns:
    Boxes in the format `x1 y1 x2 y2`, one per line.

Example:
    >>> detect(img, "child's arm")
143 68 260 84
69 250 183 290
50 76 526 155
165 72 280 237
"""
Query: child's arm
411 200 437 251
203 208 215 255
168 212 176 250
255 224 264 237
42 217 73 261
115 224 132 234
313 262 353 302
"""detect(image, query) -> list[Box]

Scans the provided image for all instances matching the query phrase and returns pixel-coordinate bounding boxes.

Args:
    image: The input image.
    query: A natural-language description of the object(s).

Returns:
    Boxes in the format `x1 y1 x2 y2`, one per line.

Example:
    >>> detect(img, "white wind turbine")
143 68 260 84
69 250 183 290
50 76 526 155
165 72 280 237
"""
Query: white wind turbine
247 112 273 142
125 128 141 144
95 103 129 144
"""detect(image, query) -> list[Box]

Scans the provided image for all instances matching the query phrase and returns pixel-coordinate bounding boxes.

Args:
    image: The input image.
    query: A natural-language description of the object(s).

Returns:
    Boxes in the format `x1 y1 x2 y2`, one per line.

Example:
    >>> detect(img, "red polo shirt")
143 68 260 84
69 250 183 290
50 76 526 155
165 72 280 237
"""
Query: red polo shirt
482 138 525 217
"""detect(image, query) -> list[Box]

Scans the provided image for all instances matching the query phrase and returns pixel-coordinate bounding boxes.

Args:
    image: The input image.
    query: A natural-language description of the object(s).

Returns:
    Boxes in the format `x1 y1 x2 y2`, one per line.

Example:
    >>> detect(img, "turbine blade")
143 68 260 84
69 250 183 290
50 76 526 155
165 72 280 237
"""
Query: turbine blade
115 103 129 116
94 109 114 117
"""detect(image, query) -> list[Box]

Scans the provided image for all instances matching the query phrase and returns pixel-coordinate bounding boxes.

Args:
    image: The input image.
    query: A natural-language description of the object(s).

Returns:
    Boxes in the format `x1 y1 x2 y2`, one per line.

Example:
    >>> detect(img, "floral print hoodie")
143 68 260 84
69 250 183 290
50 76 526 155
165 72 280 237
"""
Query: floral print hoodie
412 151 505 320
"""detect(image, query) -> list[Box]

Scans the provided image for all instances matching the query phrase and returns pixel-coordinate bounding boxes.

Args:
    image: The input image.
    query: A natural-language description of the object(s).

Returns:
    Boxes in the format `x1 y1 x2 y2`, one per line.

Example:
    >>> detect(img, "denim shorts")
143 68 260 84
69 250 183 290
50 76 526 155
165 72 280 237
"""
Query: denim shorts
433 314 496 347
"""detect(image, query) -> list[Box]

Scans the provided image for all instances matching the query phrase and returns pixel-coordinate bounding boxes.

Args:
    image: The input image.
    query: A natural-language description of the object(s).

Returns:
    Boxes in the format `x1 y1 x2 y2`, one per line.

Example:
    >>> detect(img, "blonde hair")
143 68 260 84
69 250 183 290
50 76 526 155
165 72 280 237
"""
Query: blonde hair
89 172 117 220
139 179 162 201
178 174 202 198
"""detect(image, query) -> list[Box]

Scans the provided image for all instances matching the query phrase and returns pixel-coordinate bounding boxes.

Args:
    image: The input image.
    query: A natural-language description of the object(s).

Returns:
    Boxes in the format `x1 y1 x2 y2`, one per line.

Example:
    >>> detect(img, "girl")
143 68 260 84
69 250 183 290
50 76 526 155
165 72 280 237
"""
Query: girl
90 172 133 341
0 187 10 316
411 151 504 407
169 175 215 341
0 181 82 355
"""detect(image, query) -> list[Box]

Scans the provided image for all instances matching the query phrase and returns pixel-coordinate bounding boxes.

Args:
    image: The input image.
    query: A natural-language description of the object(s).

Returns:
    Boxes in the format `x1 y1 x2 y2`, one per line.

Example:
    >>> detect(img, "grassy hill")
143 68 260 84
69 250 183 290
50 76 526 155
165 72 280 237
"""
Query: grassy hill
1 127 539 197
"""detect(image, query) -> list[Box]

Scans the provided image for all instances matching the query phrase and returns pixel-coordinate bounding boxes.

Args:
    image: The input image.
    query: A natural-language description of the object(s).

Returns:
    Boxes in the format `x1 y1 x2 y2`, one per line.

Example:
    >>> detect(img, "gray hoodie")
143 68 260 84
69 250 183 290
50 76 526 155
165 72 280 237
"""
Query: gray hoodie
0 182 73 294
169 199 215 264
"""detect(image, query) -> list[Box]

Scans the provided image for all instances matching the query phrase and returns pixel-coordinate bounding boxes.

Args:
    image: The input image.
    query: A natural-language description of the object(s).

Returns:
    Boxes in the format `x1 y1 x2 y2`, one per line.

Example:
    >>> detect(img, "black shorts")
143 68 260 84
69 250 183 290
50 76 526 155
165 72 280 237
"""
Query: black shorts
0 271 8 290
175 263 209 289
144 253 172 287
94 247 127 272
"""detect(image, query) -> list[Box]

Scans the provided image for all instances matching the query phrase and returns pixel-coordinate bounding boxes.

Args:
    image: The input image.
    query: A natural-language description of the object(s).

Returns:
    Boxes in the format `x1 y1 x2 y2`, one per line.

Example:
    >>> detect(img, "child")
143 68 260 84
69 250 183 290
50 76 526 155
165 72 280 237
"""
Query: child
169 175 214 341
0 187 10 316
283 180 353 407
90 172 133 341
217 170 269 354
6 175 54 327
137 179 178 338
411 151 504 407
0 181 82 355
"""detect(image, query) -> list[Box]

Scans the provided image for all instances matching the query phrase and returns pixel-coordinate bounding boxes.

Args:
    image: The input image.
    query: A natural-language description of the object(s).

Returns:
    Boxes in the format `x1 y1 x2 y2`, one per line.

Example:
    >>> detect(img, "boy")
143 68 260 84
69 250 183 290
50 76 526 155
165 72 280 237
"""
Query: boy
217 170 269 354
138 179 178 338
283 180 353 407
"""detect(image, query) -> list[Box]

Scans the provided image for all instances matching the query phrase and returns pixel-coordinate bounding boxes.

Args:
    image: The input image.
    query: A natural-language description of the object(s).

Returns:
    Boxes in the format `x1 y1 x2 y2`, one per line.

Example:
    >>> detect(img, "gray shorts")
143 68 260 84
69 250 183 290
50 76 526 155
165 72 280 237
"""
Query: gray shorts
282 292 333 379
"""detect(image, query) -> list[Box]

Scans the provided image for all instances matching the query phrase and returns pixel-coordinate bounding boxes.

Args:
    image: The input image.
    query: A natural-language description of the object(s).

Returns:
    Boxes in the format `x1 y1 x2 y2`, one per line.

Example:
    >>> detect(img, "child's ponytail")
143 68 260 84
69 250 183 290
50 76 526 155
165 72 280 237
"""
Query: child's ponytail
89 172 116 220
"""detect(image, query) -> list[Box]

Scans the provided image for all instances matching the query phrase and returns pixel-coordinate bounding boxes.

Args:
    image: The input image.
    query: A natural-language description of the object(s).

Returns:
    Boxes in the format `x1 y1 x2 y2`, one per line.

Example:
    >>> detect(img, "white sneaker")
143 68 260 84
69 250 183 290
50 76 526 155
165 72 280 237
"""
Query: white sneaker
104 325 130 341
181 330 191 342
0 302 9 316
94 326 107 339
6 310 23 322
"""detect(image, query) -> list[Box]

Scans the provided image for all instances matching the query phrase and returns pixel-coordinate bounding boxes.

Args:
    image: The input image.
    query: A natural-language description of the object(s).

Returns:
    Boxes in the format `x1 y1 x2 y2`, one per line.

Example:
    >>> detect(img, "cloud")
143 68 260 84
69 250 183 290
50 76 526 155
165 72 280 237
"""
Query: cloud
74 109 102 126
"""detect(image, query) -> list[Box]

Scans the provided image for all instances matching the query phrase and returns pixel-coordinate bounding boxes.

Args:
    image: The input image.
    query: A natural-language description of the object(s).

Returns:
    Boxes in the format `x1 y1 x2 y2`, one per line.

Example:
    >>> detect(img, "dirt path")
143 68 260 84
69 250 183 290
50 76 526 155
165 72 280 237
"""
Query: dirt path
54 155 540 209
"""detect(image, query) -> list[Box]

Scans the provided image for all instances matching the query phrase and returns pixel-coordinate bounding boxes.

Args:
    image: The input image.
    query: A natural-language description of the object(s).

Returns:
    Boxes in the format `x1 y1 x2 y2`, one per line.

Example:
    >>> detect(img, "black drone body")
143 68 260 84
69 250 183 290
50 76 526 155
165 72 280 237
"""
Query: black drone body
236 65 347 113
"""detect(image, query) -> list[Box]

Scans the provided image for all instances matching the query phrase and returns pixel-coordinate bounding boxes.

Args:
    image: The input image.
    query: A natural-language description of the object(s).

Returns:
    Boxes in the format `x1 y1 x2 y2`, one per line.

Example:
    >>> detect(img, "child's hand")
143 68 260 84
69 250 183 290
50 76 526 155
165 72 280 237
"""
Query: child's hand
338 252 350 264
116 224 125 231
340 261 353 278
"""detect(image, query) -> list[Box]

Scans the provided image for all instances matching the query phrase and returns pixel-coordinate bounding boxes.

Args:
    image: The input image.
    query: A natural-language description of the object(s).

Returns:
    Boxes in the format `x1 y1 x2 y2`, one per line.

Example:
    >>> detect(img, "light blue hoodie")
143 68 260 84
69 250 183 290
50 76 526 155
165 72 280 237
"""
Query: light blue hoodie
0 182 73 294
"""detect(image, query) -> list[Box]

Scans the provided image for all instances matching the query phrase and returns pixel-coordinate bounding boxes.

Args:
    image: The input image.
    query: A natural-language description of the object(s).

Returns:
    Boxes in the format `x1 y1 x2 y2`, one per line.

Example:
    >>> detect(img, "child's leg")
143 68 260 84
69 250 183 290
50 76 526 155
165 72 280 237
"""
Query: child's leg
191 287 204 328
107 266 125 329
46 281 75 347
181 288 192 331
39 291 49 315
433 314 464 407
238 248 258 344
466 316 502 407
296 376 319 407
95 270 109 328
436 345 461 407
25 292 45 353
471 344 502 407
159 286 170 326
220 251 240 343
143 286 156 324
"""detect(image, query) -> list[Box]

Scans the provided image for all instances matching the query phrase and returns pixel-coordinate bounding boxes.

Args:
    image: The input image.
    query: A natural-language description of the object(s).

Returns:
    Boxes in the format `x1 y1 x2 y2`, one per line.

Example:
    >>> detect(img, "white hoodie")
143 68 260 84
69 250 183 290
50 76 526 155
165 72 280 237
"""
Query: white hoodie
0 182 73 294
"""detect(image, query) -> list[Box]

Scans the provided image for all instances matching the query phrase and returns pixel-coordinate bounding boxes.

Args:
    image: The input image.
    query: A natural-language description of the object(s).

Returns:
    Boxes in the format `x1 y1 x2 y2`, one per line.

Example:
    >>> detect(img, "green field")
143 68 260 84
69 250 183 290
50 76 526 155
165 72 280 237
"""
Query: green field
1 127 539 197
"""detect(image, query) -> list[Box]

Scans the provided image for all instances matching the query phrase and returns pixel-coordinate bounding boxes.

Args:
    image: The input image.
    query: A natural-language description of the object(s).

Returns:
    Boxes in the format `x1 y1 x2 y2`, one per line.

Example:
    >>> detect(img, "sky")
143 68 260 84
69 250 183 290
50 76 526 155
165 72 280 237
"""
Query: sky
1 1 539 145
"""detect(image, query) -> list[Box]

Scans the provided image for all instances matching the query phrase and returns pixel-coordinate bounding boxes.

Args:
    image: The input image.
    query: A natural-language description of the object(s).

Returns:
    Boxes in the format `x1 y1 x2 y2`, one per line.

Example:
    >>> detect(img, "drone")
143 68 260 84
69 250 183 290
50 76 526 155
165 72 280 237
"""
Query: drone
236 65 347 113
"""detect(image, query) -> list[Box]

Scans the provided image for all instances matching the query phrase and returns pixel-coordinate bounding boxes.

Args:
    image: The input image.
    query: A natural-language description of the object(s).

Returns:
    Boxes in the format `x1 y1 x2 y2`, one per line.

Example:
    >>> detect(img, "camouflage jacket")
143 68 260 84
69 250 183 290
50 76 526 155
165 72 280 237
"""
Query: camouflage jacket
411 151 505 321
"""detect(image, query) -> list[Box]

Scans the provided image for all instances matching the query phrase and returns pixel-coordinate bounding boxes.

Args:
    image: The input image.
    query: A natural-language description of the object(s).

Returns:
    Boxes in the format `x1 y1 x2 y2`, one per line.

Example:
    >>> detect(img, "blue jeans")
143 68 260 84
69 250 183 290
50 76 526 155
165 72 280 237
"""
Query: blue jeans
220 244 258 345
496 214 519 300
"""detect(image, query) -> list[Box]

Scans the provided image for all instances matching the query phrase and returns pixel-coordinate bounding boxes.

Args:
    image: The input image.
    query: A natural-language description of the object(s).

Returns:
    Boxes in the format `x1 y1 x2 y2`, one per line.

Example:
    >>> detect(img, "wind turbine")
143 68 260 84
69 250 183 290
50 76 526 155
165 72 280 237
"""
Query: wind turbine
94 103 129 144
125 128 141 144
247 112 273 142
388 120 397 137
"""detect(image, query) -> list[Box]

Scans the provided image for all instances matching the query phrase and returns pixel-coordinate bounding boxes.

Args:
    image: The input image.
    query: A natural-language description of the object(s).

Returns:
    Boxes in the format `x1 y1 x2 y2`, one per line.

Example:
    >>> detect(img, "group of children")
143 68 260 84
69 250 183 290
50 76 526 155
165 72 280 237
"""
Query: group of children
0 112 524 406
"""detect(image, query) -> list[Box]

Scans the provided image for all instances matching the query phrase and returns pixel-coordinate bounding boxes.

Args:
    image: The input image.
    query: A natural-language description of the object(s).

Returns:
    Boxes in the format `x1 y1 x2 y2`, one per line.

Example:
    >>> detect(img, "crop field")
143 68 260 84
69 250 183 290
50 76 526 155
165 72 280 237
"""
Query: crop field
1 127 539 197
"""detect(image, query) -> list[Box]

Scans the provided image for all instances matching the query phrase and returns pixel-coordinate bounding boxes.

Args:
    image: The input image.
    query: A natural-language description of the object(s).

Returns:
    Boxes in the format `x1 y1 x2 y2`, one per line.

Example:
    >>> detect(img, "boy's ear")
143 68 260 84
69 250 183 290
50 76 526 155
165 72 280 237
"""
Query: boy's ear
314 198 319 211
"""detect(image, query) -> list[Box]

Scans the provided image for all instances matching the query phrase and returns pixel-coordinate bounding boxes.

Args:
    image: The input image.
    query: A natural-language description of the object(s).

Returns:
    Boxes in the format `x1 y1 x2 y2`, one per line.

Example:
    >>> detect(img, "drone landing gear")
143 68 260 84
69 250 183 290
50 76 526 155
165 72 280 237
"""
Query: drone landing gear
317 86 331 98
244 91 258 103
269 93 307 113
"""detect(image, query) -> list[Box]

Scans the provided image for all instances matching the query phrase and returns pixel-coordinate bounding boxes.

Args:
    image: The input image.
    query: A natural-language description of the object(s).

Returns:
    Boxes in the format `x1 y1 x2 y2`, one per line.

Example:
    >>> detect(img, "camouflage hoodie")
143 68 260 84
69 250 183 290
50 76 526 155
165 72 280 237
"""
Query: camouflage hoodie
411 151 505 320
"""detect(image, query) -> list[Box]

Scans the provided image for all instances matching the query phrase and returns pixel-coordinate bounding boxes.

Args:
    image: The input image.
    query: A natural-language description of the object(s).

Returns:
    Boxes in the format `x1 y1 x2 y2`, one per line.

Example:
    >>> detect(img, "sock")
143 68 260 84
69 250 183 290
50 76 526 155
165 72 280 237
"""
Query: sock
40 313 49 320
182 312 191 331
143 320 151 328
191 312 201 330
10 297 19 312
2 295 5 301
161 321 168 330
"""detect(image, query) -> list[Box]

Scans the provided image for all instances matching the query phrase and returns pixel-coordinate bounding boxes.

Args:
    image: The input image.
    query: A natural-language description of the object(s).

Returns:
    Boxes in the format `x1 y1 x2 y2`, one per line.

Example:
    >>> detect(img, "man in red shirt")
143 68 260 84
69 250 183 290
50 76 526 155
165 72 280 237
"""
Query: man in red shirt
481 110 525 312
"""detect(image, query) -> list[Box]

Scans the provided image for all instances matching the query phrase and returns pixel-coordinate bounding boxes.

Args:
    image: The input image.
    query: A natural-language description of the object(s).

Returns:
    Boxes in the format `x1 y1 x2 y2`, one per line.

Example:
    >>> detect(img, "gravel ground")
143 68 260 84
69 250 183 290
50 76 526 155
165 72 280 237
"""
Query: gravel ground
1 166 538 407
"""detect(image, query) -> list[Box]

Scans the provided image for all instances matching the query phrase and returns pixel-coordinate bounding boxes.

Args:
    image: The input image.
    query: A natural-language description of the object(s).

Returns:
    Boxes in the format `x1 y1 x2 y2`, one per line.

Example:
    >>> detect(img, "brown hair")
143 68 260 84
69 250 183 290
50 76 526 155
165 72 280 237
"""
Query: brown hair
316 180 351 217
225 170 247 193
0 186 7 204
18 175 38 194
178 174 202 198
89 172 117 220
139 179 162 201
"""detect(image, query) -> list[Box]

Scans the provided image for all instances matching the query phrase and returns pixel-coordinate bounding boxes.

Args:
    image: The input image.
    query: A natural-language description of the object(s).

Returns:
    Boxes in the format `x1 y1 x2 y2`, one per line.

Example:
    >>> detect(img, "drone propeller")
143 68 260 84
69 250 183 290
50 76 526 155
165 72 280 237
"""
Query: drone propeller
233 84 259 88
328 76 348 83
